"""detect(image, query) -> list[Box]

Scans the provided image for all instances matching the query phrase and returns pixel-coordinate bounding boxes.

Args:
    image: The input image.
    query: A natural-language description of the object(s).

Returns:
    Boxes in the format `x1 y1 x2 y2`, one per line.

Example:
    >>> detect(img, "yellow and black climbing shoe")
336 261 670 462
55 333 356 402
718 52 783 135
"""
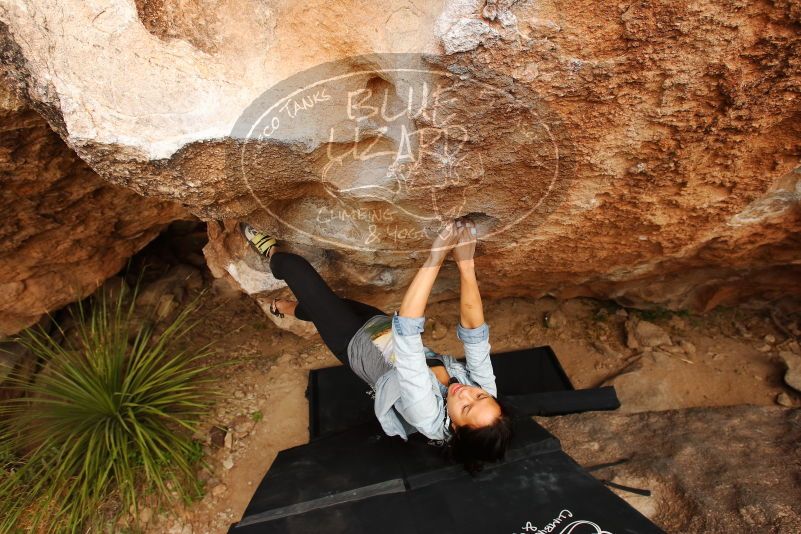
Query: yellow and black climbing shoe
240 222 278 257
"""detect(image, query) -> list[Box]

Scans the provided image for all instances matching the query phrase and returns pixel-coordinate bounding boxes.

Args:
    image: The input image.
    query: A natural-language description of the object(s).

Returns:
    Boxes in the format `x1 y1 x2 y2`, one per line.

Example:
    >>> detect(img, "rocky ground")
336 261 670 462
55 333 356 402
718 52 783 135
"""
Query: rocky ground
538 406 801 533
93 239 801 533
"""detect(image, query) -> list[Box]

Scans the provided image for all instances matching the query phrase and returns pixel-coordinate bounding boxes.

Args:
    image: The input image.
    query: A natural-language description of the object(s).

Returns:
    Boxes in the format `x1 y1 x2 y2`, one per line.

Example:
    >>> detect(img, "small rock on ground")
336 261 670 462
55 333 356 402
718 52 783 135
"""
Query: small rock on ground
544 308 567 329
626 319 672 349
776 392 794 407
779 351 801 393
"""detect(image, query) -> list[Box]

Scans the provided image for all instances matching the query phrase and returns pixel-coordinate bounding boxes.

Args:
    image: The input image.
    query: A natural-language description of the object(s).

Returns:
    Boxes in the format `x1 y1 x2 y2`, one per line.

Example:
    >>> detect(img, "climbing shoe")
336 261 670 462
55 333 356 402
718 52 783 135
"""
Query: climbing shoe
240 222 278 257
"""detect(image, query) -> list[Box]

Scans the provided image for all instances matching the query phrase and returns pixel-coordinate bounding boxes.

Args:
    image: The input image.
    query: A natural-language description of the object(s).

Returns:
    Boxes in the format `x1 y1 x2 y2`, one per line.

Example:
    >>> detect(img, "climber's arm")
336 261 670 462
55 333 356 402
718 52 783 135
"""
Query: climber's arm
398 220 458 318
453 219 497 396
453 218 483 328
457 260 484 328
391 220 460 441
398 261 443 318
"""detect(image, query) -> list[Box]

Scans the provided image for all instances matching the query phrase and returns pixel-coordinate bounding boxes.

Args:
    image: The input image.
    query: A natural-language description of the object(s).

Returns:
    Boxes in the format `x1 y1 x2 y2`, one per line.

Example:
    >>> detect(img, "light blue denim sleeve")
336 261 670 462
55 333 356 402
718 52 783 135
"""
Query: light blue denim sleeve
457 321 497 397
391 311 446 440
393 312 425 335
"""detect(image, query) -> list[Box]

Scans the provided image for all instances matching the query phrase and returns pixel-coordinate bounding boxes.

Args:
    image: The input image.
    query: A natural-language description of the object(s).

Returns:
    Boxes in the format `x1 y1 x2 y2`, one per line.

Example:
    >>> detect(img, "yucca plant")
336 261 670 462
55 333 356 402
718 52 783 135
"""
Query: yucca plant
0 278 218 533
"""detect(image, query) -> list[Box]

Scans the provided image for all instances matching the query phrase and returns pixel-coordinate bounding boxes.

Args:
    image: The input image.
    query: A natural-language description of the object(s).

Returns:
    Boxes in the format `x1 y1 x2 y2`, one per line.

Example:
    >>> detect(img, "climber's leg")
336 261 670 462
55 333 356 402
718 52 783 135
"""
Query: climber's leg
271 297 333 324
343 299 387 323
289 298 384 324
269 251 365 365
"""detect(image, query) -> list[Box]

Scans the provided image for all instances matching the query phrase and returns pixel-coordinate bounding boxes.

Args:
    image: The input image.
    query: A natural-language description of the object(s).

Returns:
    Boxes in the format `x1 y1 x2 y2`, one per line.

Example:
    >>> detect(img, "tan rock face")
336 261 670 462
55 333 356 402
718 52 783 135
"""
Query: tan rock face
1 1 800 319
0 89 187 336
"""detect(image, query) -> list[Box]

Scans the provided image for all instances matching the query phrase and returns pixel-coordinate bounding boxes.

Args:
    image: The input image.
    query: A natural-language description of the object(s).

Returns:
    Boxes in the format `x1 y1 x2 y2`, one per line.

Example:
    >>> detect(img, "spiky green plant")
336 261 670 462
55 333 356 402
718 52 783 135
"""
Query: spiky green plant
0 281 218 533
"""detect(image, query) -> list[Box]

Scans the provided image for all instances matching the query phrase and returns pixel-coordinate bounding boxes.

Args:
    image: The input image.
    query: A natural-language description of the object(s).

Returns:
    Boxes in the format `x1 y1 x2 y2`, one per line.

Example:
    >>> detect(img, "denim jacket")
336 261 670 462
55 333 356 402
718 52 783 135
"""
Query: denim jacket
371 311 497 443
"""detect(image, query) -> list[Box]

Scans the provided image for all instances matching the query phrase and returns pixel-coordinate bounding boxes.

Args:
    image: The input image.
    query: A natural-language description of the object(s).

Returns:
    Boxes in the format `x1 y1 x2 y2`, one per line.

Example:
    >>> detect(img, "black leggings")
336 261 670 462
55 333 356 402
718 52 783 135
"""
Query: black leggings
269 251 386 366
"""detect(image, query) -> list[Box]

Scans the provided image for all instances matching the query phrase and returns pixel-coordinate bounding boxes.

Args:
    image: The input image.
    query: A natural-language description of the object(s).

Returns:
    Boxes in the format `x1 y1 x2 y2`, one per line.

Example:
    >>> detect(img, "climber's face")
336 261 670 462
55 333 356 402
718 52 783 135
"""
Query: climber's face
446 382 500 430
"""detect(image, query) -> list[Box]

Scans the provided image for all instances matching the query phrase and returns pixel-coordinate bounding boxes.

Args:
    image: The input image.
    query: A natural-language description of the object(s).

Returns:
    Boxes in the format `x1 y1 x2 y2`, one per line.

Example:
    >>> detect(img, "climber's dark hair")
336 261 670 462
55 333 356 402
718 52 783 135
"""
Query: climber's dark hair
444 396 516 476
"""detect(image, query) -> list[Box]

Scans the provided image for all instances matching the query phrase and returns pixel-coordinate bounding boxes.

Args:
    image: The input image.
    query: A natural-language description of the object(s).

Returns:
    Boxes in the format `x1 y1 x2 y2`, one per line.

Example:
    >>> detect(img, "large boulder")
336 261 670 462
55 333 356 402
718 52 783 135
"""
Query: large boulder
0 84 187 336
1 1 800 317
538 406 801 533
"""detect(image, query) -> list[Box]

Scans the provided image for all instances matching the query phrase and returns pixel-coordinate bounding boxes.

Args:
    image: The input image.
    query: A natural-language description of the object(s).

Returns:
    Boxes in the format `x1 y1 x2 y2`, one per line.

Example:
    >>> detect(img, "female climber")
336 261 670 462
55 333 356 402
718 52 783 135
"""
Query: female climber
239 217 514 474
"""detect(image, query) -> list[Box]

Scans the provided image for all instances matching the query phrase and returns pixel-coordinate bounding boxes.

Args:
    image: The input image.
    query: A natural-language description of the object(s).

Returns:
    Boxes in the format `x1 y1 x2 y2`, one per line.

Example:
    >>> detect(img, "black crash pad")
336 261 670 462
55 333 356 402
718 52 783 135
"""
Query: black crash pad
229 346 660 533
306 345 619 439
231 418 662 533
240 416 559 519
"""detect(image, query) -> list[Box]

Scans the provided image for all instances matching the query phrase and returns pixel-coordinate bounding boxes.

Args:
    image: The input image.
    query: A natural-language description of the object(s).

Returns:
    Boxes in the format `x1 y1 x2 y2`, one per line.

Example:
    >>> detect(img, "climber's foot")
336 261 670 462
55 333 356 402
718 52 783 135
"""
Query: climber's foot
273 298 297 317
240 222 279 259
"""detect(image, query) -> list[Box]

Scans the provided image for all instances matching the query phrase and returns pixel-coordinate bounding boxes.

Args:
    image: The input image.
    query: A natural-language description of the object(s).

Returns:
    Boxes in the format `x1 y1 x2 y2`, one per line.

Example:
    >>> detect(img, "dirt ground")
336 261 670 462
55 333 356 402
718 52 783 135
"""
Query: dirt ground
133 279 801 533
